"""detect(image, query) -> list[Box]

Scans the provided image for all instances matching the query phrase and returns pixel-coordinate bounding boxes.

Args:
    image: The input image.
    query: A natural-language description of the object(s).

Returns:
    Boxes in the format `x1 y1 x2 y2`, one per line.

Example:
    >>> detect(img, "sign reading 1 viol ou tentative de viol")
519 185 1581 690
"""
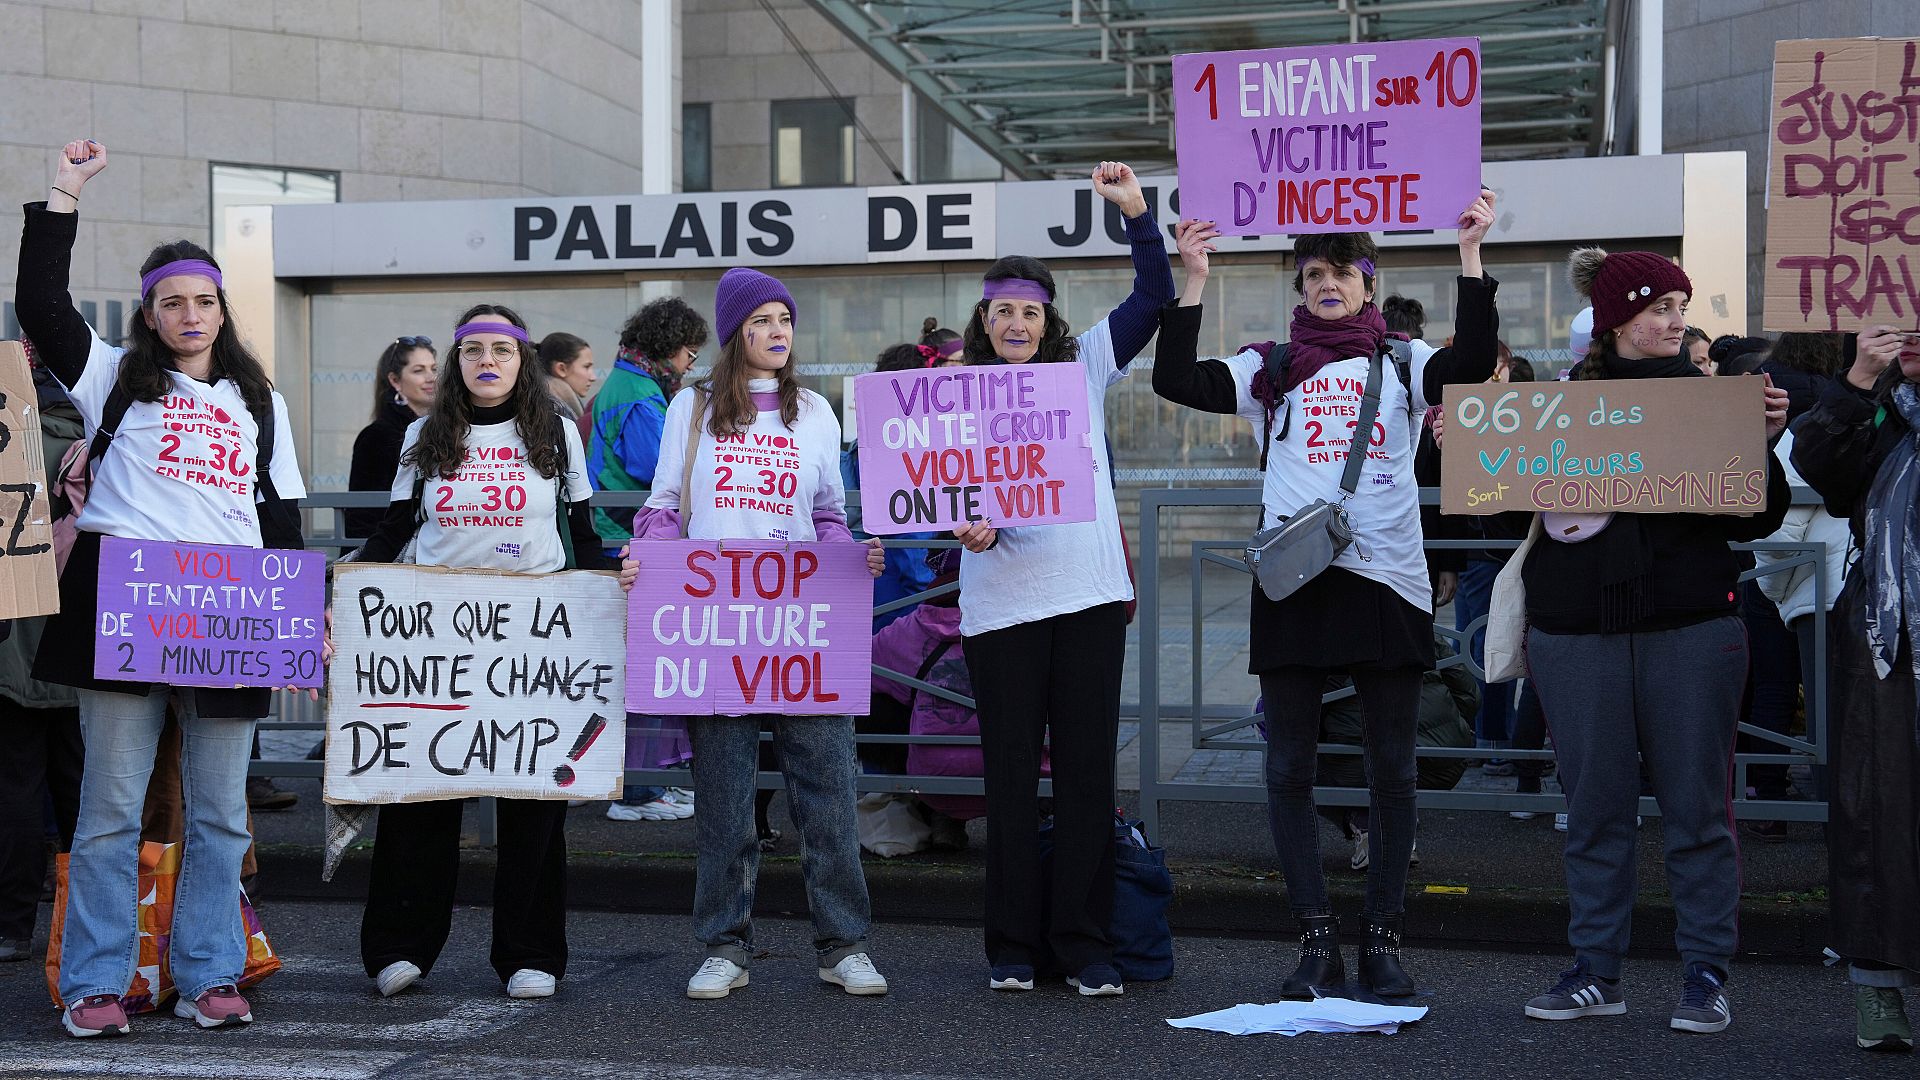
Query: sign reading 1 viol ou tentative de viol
94 537 327 688
1172 38 1482 236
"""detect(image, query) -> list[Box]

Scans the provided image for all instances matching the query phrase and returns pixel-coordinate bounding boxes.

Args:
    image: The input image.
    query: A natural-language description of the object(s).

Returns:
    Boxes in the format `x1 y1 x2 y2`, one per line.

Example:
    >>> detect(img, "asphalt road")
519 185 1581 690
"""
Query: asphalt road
0 900 1907 1080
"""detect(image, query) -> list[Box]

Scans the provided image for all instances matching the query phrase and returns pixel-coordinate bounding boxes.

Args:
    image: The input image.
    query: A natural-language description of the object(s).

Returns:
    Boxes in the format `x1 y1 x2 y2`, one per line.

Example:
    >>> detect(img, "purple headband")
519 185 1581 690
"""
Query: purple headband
983 278 1052 304
454 320 531 344
140 260 223 300
935 338 964 359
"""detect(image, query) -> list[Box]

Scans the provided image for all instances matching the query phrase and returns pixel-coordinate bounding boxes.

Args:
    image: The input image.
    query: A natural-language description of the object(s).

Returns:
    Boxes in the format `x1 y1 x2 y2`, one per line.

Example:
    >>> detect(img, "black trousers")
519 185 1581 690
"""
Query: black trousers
0 698 82 942
963 601 1127 975
361 798 568 983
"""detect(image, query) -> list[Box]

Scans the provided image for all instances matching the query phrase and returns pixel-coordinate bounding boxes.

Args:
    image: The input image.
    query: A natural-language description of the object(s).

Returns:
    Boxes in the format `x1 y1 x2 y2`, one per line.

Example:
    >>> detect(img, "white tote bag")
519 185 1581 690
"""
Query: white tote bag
1482 516 1544 684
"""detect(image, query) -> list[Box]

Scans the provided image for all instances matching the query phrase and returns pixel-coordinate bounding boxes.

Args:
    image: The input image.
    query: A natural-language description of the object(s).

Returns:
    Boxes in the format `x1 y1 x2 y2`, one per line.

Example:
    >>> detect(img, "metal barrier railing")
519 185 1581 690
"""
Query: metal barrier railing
272 488 1836 836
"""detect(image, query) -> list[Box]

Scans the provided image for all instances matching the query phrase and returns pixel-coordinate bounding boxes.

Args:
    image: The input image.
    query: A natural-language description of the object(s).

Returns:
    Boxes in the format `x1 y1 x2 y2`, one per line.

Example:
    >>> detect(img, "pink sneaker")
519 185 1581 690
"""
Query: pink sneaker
62 994 131 1038
173 985 253 1028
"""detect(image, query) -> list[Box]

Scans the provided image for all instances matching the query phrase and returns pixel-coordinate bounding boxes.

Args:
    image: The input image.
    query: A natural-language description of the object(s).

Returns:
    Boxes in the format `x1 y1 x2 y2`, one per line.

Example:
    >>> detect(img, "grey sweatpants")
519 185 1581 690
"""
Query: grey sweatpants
1527 616 1746 980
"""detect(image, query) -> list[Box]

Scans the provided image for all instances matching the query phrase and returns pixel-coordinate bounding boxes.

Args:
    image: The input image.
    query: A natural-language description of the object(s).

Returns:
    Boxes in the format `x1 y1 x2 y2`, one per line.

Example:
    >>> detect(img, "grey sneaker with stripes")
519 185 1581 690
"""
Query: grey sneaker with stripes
1524 960 1627 1020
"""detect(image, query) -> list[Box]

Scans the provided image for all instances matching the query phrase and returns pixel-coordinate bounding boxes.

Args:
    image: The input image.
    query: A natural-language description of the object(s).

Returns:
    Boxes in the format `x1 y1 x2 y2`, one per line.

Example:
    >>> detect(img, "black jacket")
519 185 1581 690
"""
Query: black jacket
346 399 418 538
1791 373 1913 549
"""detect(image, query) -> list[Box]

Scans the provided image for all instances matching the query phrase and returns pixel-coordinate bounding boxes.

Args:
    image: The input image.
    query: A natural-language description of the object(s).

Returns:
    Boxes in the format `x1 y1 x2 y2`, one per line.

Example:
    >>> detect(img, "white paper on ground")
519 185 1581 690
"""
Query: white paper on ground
1167 998 1430 1037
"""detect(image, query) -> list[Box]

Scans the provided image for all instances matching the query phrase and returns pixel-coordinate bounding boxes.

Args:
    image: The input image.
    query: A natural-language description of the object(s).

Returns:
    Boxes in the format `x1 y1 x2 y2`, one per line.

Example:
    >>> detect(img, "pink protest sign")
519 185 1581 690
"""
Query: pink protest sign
626 540 873 715
1172 38 1482 236
94 536 327 688
851 365 1097 535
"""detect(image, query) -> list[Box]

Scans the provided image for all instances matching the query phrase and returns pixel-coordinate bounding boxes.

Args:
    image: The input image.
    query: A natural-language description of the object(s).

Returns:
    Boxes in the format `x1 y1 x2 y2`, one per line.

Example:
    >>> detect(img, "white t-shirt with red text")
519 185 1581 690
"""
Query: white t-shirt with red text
68 334 307 548
1219 344 1435 612
645 380 845 541
392 418 592 573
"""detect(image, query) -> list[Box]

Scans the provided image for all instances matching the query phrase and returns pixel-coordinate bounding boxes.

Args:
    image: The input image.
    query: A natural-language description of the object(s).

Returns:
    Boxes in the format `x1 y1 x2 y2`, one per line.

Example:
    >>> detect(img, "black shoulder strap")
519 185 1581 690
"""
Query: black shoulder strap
249 393 278 500
1258 344 1291 473
1387 338 1415 412
84 380 137 475
1339 350 1388 499
904 638 956 714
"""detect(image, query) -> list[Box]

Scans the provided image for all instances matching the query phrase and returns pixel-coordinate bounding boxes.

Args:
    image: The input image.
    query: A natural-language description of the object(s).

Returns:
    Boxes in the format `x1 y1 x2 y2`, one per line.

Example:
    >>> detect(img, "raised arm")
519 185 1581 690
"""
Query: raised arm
1151 219 1241 415
1419 189 1501 403
16 140 110 387
1091 162 1176 368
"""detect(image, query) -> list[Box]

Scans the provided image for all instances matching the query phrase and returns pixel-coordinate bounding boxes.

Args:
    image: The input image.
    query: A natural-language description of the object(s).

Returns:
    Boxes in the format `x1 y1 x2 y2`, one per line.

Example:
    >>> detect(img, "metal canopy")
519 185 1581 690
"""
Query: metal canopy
806 0 1618 179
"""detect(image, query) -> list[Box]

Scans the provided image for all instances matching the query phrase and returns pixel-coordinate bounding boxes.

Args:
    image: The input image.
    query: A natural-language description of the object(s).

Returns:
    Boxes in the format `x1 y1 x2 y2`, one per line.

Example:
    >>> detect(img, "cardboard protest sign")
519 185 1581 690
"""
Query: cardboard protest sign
325 564 627 804
627 540 872 715
1172 38 1482 236
0 341 58 619
93 537 325 687
1764 38 1920 332
1440 378 1768 516
852 365 1097 535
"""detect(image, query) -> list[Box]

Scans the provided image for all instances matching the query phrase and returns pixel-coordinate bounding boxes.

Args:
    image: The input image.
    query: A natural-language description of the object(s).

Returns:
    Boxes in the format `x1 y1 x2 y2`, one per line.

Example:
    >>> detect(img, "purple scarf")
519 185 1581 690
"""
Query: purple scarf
1250 303 1389 409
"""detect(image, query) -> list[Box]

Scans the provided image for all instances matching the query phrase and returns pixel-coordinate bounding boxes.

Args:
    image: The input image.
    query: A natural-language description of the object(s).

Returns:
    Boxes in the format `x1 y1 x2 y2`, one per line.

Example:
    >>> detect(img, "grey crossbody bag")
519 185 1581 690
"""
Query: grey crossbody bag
1244 348 1386 603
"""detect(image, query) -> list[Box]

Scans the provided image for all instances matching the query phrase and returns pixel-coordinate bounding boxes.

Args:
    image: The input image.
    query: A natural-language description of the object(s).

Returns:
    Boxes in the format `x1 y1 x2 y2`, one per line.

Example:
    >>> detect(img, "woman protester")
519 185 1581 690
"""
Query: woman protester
1152 190 1498 999
946 162 1173 998
17 140 310 1037
345 336 437 540
1793 325 1920 1053
351 305 623 1003
1517 248 1790 1035
539 331 597 431
627 268 888 1000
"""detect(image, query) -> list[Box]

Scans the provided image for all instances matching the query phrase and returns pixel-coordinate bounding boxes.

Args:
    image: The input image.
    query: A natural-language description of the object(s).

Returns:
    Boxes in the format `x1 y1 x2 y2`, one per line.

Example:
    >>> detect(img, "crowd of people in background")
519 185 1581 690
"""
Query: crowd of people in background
4 138 1916 1056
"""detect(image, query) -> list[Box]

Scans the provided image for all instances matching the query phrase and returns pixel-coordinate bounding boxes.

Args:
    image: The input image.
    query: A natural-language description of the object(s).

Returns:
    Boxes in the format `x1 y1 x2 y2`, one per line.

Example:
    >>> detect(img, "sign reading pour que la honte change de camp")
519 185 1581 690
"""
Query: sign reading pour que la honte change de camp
1172 38 1483 236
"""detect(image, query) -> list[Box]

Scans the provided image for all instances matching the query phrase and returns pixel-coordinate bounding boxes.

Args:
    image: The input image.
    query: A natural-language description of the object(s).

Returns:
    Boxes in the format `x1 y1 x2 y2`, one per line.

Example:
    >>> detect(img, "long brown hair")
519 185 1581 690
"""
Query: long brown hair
695 329 801 437
119 240 275 418
405 303 567 480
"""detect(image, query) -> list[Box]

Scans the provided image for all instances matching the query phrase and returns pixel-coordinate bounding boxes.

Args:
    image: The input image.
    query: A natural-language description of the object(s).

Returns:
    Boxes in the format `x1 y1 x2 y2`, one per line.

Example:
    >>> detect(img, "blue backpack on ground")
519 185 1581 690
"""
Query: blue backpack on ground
1037 813 1175 981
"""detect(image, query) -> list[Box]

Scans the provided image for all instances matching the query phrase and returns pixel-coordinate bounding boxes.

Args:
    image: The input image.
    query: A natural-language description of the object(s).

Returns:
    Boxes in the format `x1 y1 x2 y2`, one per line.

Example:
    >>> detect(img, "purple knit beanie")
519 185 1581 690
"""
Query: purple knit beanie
714 267 798 347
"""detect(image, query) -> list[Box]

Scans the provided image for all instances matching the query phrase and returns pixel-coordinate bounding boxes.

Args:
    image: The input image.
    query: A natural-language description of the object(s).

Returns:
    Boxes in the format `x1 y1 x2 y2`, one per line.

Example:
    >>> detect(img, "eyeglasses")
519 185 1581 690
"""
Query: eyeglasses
459 341 521 362
396 335 433 348
686 349 700 364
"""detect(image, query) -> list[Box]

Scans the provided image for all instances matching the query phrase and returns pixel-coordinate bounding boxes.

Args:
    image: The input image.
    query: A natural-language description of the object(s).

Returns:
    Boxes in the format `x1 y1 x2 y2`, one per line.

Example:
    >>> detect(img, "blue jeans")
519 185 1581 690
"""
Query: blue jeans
62 688 254 1004
1457 558 1514 747
688 714 871 966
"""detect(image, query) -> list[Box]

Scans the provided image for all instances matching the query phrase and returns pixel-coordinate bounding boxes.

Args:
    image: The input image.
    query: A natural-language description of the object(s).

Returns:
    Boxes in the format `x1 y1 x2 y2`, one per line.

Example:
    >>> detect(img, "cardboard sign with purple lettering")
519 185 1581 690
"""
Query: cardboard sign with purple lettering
1172 38 1482 236
628 540 872 715
852 365 1096 535
93 537 326 687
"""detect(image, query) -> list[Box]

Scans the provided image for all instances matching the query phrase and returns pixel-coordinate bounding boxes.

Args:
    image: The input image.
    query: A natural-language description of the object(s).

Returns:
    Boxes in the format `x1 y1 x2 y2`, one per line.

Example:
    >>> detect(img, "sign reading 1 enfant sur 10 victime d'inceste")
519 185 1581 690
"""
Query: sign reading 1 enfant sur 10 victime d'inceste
1172 38 1483 236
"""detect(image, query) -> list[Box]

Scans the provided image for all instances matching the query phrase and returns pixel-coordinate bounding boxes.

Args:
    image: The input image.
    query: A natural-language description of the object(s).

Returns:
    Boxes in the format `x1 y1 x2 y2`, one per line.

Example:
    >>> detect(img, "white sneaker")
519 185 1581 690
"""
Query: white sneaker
819 953 889 996
1408 837 1421 868
608 796 693 822
687 957 749 999
665 786 695 807
376 960 421 998
1554 813 1569 832
1350 830 1369 871
506 969 556 999
1510 810 1541 821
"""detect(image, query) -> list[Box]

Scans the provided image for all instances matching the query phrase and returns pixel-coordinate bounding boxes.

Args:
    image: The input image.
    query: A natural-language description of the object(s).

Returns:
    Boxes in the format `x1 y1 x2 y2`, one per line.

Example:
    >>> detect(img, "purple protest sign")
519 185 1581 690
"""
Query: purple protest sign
93 537 327 688
626 540 873 715
851 365 1097 536
1172 38 1482 237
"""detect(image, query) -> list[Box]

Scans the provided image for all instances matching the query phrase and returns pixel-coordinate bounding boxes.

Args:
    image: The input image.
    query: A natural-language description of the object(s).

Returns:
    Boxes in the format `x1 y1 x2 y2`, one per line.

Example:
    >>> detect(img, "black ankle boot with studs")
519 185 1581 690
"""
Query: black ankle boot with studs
1280 914 1344 1000
1357 913 1416 997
